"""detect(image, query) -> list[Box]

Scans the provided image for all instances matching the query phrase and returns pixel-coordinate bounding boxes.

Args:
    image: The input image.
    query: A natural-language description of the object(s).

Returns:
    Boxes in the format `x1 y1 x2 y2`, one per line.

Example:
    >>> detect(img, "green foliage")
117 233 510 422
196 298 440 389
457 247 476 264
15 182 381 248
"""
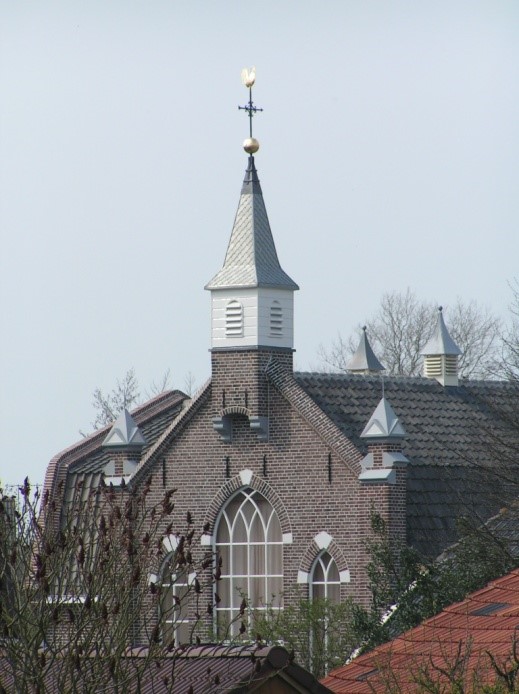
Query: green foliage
352 512 518 654
253 595 356 679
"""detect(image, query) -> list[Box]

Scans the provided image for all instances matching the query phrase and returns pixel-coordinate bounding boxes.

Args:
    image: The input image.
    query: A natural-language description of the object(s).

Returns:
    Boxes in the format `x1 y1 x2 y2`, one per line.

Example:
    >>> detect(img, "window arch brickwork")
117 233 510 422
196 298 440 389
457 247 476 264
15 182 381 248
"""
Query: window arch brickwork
297 533 350 585
202 470 292 540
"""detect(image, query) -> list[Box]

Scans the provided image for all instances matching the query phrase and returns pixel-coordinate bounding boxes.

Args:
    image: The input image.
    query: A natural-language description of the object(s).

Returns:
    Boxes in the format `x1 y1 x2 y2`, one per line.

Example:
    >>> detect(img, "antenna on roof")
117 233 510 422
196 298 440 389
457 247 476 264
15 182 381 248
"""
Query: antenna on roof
381 374 385 398
239 67 263 154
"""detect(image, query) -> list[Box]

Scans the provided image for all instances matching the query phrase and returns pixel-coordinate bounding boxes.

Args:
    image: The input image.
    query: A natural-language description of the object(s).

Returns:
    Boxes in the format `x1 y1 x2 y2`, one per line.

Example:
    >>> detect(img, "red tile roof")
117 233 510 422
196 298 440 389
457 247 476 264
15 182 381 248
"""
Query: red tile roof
323 569 519 693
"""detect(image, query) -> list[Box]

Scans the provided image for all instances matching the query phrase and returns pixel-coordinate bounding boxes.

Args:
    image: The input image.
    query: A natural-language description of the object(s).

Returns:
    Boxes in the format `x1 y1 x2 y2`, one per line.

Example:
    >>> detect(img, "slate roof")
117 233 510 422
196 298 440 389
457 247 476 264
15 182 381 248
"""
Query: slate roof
42 390 189 534
294 372 519 557
322 569 519 694
0 644 332 693
205 156 299 291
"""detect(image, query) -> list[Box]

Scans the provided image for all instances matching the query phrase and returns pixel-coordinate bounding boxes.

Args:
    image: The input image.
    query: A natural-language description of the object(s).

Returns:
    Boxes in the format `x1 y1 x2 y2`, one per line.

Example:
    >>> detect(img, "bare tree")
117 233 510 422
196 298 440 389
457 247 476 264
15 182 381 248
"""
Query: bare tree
85 368 198 435
0 479 212 693
90 368 141 430
501 279 519 380
319 289 502 379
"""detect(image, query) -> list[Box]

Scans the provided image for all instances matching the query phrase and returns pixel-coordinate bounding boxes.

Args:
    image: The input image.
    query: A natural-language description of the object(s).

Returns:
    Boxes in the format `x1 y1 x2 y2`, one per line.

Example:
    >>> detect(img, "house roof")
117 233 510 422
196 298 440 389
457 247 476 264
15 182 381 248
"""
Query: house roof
42 389 189 534
293 372 519 557
205 156 299 291
322 569 519 694
0 644 332 693
42 362 519 561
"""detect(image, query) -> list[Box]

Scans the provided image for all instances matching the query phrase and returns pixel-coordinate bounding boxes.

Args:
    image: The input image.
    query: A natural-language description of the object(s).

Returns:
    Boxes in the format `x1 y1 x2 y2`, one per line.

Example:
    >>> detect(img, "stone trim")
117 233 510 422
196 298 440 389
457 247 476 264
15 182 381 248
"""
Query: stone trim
203 471 292 537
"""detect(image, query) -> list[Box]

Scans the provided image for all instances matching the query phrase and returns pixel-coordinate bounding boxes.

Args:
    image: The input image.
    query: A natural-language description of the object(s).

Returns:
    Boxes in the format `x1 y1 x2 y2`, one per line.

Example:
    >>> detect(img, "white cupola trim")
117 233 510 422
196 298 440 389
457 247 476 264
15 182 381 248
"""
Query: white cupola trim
421 307 462 387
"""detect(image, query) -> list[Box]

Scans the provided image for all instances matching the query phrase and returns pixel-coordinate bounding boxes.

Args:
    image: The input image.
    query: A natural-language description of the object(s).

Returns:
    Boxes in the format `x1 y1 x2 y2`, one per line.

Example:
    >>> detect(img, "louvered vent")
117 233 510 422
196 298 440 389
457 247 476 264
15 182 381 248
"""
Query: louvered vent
270 301 283 337
225 300 243 337
445 355 458 375
424 356 442 378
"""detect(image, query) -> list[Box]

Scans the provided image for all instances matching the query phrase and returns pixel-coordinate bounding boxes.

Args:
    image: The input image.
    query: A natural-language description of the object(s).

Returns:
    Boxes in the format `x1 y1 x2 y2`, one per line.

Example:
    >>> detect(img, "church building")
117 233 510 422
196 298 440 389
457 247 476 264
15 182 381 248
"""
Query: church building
42 78 519 645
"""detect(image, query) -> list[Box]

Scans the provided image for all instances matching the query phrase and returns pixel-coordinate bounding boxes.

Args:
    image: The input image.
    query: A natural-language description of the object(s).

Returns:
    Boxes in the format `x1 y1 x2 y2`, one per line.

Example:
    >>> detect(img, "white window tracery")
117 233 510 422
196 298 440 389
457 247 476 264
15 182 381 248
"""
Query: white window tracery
310 551 341 603
215 488 283 636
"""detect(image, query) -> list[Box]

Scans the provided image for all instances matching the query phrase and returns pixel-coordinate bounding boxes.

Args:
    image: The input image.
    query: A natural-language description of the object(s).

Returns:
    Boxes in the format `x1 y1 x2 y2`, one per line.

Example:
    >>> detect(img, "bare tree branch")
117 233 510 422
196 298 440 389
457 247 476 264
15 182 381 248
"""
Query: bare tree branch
319 289 502 379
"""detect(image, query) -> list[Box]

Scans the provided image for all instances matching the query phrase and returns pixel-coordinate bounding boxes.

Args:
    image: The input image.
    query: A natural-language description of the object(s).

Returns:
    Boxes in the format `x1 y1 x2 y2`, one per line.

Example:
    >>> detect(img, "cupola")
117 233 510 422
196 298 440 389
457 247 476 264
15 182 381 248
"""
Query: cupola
421 307 461 387
346 327 385 374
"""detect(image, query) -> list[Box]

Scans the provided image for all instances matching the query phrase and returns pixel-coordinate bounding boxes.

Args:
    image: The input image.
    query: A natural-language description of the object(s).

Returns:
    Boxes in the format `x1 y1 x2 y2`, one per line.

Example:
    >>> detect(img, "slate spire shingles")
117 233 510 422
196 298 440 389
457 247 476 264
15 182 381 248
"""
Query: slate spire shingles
205 156 299 291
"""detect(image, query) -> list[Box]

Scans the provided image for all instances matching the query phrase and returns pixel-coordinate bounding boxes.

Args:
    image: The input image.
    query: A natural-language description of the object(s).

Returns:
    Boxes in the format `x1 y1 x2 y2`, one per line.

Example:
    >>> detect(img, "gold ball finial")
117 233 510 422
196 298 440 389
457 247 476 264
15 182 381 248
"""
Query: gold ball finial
243 137 260 154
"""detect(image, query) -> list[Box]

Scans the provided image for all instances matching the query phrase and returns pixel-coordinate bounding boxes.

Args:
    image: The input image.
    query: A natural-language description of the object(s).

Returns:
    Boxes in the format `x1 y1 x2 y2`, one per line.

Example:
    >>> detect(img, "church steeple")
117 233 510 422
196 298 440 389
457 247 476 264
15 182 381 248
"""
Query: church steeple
205 156 298 292
207 69 298 442
205 69 298 352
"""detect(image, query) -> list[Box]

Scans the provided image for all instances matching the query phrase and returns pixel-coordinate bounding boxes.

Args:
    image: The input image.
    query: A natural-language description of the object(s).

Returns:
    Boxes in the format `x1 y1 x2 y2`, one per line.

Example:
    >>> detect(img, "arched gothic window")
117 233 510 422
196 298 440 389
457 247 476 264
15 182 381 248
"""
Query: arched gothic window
215 488 283 636
310 551 341 604
160 558 193 646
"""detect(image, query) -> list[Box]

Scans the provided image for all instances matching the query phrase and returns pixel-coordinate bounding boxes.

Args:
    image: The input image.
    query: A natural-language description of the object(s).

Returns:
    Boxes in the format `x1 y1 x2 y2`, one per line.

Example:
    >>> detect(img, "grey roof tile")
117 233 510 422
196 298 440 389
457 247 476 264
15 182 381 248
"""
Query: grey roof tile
294 371 519 557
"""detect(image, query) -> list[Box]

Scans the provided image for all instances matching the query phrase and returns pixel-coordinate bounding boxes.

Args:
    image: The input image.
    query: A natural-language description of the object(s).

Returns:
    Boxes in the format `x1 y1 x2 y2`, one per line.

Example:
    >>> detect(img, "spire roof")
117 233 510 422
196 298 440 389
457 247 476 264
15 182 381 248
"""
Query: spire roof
360 396 406 439
347 327 385 373
102 409 146 448
205 156 299 291
421 307 462 356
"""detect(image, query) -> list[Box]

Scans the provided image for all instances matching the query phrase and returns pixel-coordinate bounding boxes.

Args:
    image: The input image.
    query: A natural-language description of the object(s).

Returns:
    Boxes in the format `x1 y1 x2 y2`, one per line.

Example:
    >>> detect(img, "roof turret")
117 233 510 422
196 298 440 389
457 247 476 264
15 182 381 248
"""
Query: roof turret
421 307 461 386
102 409 146 448
347 327 385 373
421 307 461 356
360 396 406 439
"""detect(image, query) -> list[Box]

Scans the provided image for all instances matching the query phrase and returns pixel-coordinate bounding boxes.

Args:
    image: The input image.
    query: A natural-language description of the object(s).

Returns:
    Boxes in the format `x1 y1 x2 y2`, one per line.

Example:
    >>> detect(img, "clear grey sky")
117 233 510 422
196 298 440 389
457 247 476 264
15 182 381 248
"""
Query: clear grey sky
1 1 518 486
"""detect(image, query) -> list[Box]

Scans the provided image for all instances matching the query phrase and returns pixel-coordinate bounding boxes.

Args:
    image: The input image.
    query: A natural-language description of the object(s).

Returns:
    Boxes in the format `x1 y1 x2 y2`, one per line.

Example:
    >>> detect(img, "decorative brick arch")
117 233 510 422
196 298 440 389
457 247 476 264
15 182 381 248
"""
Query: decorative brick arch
219 406 251 418
202 469 292 541
297 532 350 584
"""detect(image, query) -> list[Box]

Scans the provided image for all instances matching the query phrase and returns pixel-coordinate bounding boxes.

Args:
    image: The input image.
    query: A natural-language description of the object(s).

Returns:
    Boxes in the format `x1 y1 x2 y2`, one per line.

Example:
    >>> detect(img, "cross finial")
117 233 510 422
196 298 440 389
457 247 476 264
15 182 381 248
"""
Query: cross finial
239 67 263 154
